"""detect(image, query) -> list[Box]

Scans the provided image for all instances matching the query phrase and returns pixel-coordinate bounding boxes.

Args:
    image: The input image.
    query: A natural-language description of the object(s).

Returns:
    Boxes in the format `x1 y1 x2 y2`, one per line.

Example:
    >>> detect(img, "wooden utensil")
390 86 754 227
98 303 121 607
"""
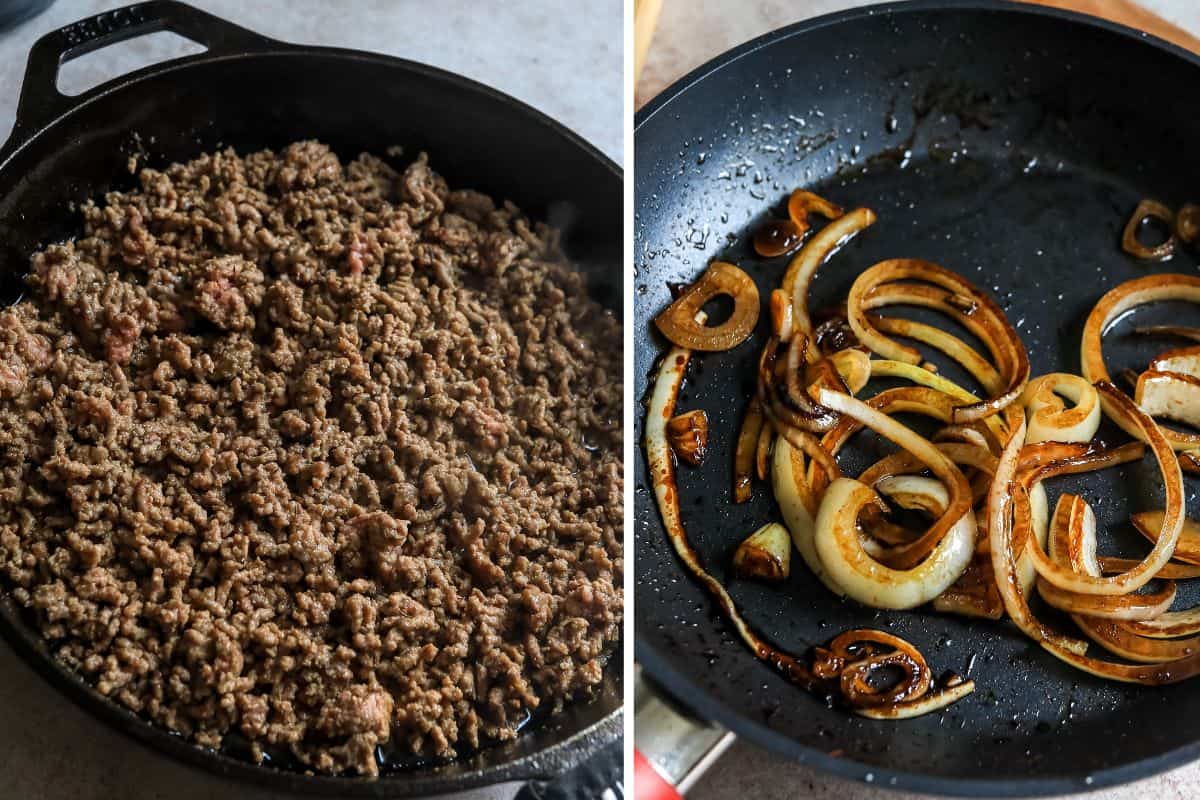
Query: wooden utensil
1026 0 1200 53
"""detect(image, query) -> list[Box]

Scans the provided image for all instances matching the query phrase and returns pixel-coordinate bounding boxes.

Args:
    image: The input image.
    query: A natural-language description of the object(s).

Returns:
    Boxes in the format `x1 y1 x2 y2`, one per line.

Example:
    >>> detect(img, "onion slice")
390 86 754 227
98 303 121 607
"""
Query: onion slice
1080 273 1200 450
1023 384 1183 596
1135 325 1200 343
815 476 975 609
854 677 976 720
1038 502 1176 622
1041 641 1200 684
1130 511 1200 565
772 436 844 595
1121 198 1177 262
816 387 975 557
847 260 1029 422
1122 608 1200 639
869 314 1003 395
987 414 1089 655
733 398 765 503
655 261 761 351
1022 373 1100 444
645 318 819 689
780 208 877 340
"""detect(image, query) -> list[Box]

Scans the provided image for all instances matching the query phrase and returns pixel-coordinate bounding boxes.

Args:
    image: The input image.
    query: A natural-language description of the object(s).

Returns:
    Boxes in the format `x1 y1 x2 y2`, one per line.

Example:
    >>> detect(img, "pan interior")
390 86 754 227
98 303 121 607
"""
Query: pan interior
0 47 622 793
635 4 1200 792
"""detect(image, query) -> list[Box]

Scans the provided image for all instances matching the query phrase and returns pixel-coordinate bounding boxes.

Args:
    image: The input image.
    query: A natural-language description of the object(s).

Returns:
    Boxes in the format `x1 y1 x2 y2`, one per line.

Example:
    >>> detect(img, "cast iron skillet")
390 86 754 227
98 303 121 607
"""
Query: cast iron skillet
635 1 1200 796
0 1 622 796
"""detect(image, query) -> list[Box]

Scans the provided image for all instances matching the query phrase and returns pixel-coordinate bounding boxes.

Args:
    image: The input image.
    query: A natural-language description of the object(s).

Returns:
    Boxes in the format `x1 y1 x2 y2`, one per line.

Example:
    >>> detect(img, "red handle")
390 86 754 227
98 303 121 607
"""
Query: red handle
635 748 683 800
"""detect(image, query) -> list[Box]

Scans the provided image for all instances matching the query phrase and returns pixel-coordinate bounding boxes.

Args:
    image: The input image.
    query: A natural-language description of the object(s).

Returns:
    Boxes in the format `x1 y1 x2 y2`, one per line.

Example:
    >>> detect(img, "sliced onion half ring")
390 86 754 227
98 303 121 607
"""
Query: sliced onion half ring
870 315 1003 394
870 358 1008 446
733 398 765 503
772 435 843 596
780 208 877 341
1130 511 1200 565
1022 373 1101 444
655 261 760 351
847 260 1029 422
812 389 975 608
1024 383 1183 596
988 414 1089 655
815 477 974 610
645 314 818 690
1080 273 1200 450
1037 497 1176 621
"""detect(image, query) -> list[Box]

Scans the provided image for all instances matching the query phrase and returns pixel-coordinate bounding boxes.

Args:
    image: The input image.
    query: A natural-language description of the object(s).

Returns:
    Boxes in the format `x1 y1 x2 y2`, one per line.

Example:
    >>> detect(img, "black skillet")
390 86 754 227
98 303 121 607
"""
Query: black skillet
0 1 622 796
635 1 1200 796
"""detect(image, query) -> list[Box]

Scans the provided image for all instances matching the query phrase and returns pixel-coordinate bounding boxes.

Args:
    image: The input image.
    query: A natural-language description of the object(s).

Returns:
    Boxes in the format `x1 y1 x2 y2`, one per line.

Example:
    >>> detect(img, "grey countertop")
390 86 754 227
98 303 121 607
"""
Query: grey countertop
0 2 618 799
637 1 1200 799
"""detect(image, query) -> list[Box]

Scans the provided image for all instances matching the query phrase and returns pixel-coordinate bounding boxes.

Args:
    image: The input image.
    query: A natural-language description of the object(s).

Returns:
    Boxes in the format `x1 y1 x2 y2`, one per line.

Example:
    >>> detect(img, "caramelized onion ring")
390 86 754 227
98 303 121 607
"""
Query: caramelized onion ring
655 261 761 351
1135 325 1200 343
808 388 973 570
1099 557 1200 580
869 358 1008 446
1122 199 1177 262
988 414 1088 655
814 475 973 609
1025 384 1183 596
759 336 840 433
815 388 975 581
1022 373 1100 444
869 315 1003 395
848 261 1029 422
1080 273 1200 450
1076 619 1200 664
1122 607 1200 639
787 189 844 232
854 676 976 719
810 629 974 718
1041 641 1200 684
780 208 877 340
826 629 931 707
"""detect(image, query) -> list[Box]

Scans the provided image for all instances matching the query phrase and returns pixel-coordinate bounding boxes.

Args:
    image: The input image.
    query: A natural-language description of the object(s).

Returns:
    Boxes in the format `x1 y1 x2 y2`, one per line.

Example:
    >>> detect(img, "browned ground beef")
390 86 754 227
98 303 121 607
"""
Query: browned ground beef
0 141 623 775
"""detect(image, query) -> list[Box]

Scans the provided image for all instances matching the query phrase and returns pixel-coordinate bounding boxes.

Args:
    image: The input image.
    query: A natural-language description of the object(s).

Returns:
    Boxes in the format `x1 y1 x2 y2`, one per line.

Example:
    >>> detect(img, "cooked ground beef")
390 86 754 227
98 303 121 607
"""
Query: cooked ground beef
0 141 623 775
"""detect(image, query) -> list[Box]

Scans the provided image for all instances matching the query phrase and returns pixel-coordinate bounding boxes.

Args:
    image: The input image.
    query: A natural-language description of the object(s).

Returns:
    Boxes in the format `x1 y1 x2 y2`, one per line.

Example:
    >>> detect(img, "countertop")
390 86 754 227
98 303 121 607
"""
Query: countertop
636 2 1200 800
0 2 619 799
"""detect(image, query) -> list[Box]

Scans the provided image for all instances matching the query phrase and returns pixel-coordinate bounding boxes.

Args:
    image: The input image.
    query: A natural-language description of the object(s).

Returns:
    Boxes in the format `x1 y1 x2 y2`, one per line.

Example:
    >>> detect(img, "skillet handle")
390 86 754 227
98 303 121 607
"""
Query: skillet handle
634 669 736 794
10 0 274 141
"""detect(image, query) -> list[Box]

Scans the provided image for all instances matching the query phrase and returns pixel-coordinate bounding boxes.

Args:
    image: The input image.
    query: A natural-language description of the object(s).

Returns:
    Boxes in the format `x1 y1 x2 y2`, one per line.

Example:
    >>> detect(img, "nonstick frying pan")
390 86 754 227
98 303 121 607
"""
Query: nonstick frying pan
634 1 1200 796
0 1 622 796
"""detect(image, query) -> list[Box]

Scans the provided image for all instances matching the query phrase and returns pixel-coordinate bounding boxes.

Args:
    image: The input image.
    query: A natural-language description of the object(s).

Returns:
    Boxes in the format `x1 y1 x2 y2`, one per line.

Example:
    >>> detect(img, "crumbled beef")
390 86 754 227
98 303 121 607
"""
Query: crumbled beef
0 141 622 776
